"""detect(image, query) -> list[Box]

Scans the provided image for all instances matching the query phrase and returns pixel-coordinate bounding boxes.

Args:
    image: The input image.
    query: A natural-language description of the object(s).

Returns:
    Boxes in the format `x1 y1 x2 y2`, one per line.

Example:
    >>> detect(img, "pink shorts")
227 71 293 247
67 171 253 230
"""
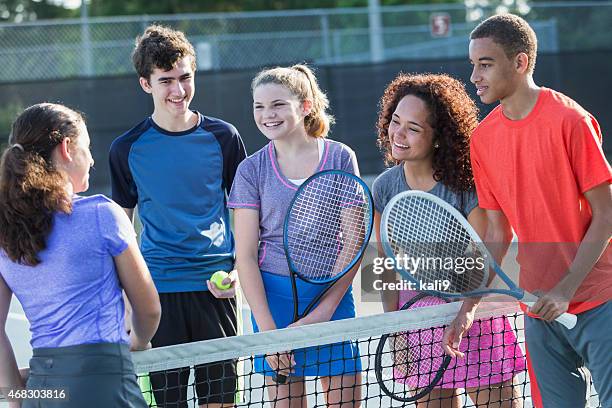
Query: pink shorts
397 291 526 389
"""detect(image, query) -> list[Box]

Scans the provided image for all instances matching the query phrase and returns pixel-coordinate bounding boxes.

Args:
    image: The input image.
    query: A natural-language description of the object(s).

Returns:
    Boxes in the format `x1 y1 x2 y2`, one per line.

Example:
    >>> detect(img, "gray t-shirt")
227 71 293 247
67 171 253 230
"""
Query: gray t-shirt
372 164 478 217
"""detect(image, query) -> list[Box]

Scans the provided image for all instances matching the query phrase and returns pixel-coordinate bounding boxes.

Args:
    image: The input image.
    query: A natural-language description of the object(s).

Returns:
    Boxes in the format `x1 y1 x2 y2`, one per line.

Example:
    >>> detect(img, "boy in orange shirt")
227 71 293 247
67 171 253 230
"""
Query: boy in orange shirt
443 14 612 407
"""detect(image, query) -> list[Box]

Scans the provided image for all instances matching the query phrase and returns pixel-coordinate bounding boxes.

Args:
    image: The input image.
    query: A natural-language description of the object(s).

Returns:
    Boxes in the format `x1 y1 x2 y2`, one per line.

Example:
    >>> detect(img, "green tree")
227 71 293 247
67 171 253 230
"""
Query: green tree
88 0 362 16
1 0 465 21
0 0 77 22
88 0 464 17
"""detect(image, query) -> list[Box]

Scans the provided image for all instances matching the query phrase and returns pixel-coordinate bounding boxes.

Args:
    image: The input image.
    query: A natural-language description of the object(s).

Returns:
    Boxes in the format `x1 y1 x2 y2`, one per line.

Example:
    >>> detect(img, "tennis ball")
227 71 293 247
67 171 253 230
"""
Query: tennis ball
210 270 231 290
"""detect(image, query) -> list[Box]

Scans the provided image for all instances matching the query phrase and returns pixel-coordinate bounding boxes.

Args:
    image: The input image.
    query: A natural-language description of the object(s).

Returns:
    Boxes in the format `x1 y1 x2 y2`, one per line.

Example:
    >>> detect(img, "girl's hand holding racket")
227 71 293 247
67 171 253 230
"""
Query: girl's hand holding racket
266 352 295 380
273 169 374 384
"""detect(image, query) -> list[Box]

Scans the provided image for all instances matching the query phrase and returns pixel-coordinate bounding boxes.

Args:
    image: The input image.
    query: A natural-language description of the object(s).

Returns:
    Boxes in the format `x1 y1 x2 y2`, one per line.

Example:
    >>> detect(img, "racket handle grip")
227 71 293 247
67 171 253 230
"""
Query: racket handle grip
522 301 577 330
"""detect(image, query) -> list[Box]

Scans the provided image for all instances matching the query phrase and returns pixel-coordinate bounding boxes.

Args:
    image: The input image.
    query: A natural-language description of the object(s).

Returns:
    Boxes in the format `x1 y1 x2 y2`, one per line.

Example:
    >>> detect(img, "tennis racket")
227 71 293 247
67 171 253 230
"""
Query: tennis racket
375 292 452 403
273 169 374 383
380 191 577 330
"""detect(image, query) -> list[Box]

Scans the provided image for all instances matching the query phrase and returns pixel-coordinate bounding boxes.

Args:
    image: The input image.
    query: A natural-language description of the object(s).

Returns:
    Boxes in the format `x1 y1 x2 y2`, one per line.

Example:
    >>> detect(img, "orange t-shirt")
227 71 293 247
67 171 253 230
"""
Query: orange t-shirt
471 88 612 314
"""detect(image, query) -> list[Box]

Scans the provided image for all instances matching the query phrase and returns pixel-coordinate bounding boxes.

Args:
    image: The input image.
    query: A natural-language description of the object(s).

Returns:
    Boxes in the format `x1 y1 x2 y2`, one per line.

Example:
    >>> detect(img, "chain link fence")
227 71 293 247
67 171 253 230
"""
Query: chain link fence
0 2 610 82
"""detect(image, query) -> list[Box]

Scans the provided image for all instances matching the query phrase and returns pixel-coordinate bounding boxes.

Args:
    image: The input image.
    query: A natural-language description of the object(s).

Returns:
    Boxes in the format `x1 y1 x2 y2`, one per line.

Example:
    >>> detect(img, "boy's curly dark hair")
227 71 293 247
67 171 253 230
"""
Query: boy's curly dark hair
132 24 196 80
376 73 479 193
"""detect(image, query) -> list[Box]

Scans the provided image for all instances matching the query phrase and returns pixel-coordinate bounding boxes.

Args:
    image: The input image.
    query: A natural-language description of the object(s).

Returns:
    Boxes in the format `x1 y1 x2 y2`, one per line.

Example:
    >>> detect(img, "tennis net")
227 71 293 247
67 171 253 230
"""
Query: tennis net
133 300 601 408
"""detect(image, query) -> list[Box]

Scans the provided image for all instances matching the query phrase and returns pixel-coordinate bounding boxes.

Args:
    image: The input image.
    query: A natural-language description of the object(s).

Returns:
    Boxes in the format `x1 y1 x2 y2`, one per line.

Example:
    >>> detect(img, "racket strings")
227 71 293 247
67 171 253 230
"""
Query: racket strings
286 173 372 282
378 296 449 397
386 197 487 294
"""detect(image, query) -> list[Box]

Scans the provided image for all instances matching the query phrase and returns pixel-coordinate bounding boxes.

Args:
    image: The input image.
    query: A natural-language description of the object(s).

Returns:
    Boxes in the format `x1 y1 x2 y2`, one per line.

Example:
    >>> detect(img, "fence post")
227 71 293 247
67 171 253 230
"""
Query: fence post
320 14 331 64
368 0 384 63
80 0 93 77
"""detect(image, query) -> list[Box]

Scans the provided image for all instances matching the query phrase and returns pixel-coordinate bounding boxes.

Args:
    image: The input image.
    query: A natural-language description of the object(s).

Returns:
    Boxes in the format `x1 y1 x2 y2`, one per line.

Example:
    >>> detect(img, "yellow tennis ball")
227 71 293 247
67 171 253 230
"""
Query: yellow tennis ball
210 270 231 290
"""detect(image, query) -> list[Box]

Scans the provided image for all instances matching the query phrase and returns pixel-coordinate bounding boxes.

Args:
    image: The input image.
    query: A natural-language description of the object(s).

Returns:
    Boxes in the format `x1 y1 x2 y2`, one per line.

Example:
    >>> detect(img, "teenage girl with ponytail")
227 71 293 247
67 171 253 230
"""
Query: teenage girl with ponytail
0 103 160 408
229 65 362 407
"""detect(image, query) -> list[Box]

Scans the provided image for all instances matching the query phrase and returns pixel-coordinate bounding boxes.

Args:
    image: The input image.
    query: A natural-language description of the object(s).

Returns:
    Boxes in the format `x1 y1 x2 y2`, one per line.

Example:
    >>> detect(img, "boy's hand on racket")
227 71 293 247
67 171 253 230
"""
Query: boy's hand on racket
442 309 475 358
528 283 573 322
207 269 238 299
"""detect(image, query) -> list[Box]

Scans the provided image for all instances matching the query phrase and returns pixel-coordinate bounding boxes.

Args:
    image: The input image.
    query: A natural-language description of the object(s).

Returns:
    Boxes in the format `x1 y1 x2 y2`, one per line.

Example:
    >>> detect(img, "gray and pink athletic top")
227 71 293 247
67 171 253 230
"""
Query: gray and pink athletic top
228 139 359 277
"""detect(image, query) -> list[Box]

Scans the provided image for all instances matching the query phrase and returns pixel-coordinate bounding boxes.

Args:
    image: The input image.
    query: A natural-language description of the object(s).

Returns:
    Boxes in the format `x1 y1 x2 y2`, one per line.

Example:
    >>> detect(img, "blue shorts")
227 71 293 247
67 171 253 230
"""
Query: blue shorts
252 271 362 377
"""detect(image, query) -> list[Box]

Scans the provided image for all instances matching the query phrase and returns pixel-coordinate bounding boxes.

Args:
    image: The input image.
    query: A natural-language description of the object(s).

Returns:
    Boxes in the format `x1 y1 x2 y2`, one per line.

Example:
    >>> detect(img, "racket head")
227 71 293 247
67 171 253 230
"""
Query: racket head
380 191 490 297
284 169 374 284
375 292 453 403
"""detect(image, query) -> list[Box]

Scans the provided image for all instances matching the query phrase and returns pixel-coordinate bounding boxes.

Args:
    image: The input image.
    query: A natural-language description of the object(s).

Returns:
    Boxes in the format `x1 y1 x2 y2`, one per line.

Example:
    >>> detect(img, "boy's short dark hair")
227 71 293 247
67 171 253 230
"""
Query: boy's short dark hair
470 14 538 73
132 25 196 80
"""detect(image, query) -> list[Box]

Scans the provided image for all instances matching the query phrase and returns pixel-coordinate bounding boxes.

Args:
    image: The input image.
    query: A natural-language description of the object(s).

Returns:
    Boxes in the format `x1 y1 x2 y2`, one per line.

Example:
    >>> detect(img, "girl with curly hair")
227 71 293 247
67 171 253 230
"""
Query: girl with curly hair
372 73 525 407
